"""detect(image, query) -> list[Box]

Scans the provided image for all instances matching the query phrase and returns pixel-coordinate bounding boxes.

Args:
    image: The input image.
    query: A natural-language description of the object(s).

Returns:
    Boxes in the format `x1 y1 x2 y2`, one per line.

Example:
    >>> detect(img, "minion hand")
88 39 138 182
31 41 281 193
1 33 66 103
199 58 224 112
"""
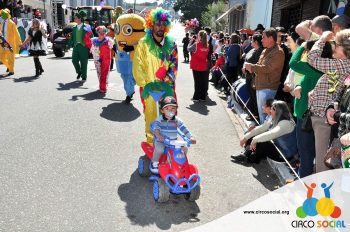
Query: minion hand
123 45 134 52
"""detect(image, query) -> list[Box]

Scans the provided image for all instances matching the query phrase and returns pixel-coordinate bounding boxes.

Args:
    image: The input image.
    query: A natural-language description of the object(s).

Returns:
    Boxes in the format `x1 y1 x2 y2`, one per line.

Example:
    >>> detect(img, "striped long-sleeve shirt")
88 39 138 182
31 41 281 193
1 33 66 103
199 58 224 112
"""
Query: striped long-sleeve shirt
151 116 192 140
307 40 350 117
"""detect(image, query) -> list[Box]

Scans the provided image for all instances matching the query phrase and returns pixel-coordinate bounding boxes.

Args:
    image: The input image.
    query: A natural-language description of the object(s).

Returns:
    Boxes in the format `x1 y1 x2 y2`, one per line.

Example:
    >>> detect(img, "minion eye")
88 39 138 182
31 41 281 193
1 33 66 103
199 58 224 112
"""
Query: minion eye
115 23 120 35
121 24 133 36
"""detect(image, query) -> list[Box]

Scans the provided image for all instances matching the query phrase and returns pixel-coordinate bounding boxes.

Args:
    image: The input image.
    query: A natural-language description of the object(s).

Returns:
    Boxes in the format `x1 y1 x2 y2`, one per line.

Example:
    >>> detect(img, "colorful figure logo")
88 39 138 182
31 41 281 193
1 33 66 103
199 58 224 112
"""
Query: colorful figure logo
296 182 342 219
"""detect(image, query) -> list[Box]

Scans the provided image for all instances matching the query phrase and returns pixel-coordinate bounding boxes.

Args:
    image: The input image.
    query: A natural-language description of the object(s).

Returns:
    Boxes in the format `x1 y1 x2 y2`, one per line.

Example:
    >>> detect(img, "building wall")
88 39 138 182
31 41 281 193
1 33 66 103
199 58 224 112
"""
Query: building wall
245 0 273 29
228 0 246 33
271 0 325 28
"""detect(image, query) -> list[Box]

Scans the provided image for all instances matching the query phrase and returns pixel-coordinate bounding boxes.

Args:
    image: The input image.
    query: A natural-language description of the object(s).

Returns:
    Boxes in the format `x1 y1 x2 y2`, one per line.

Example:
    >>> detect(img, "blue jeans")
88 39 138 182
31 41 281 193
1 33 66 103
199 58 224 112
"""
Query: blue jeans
256 89 276 124
296 118 315 178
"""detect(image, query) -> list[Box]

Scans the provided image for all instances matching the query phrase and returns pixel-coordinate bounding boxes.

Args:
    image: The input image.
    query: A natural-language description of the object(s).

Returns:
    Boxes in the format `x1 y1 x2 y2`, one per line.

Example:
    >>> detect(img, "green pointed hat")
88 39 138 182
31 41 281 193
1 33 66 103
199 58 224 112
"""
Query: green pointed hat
75 10 87 19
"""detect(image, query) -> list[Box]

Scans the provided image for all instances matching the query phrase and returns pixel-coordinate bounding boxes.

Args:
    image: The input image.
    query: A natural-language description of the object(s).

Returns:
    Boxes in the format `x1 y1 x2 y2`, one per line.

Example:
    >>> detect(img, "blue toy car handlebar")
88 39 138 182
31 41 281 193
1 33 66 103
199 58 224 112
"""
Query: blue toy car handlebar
165 173 200 194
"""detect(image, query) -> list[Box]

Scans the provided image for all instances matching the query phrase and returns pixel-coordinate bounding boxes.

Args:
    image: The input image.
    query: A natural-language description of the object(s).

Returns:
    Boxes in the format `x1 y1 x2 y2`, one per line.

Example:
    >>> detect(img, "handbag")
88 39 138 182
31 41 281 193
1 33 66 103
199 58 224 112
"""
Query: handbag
324 138 342 169
301 108 313 132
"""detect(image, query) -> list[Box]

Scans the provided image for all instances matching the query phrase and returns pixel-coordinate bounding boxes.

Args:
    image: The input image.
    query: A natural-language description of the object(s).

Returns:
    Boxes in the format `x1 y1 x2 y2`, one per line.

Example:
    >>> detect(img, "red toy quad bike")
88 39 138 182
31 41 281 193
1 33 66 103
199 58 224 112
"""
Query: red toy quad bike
137 135 201 203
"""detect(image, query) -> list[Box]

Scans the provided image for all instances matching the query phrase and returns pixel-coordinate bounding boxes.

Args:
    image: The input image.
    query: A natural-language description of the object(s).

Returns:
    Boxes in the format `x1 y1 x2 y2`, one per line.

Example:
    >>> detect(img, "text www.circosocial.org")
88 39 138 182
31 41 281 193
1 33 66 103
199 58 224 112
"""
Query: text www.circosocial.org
243 210 290 215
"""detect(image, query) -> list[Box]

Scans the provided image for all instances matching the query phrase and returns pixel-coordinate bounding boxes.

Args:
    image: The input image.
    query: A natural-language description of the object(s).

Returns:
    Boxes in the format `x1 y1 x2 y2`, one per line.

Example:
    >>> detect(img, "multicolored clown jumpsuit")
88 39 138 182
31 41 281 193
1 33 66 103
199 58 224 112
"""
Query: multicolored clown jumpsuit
0 9 21 75
91 37 113 93
133 33 178 144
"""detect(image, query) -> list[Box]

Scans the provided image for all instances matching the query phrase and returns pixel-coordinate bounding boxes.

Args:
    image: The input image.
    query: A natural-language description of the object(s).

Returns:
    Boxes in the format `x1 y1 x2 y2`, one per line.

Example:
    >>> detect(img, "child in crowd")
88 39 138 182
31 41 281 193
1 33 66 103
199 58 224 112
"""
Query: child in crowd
246 99 274 132
209 52 225 87
262 98 274 123
150 96 197 173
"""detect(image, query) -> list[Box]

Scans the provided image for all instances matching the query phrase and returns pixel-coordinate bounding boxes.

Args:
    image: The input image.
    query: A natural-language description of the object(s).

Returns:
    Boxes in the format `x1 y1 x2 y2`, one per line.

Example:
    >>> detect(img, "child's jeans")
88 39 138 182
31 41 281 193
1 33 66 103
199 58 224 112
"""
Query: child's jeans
153 140 165 162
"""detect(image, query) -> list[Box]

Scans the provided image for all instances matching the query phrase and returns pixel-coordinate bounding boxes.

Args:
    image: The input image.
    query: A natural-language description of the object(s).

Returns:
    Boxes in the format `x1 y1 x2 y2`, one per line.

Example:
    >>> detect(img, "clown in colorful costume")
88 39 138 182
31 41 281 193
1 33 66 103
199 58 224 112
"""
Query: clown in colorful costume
90 26 114 93
67 11 93 81
115 13 145 104
0 9 21 76
133 7 178 144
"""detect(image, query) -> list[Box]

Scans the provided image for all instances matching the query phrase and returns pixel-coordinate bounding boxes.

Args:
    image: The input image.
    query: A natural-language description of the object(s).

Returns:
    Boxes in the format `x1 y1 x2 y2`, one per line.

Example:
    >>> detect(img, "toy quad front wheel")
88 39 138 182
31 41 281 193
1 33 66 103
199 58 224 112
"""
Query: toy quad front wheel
185 181 201 201
153 178 170 203
138 155 151 177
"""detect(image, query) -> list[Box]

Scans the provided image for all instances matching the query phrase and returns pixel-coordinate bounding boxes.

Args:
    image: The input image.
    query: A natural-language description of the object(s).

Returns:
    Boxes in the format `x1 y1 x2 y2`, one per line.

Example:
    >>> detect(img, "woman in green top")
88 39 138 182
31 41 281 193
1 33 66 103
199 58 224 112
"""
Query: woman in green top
289 40 333 177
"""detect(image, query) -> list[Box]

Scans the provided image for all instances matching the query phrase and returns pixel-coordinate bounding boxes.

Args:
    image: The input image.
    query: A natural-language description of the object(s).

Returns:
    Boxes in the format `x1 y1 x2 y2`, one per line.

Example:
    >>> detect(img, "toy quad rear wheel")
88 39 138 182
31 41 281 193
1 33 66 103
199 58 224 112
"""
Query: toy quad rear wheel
153 178 170 203
185 181 201 201
138 155 151 177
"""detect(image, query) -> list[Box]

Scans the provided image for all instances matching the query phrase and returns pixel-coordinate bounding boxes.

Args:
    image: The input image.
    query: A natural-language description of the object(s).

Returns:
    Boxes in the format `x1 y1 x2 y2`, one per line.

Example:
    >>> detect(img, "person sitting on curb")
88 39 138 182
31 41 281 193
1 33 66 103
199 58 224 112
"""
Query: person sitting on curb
240 100 297 164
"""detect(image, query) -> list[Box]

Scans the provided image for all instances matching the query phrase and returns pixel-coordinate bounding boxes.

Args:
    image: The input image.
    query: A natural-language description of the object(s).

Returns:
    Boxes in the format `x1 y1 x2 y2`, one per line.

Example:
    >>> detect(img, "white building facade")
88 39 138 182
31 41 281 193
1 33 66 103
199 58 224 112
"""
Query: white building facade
226 0 273 33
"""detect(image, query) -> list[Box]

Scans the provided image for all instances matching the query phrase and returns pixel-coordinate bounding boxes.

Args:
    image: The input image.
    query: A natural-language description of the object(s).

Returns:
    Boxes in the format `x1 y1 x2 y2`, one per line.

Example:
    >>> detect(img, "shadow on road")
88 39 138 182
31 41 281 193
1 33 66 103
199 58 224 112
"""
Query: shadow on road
57 81 87 91
0 75 13 80
117 171 201 230
186 102 209 115
100 102 141 122
13 75 38 83
186 97 217 116
230 154 279 191
70 90 117 101
47 56 72 60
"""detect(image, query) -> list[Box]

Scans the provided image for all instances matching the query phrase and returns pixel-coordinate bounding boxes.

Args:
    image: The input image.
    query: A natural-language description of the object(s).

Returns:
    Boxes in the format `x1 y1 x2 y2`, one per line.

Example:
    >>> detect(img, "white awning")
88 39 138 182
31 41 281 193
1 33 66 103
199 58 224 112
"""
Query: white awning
216 0 246 22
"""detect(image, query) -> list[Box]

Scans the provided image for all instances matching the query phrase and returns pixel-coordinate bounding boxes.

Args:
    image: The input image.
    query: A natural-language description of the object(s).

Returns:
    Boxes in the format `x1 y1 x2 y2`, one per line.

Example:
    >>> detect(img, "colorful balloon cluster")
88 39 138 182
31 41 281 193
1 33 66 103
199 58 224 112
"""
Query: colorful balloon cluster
184 18 199 32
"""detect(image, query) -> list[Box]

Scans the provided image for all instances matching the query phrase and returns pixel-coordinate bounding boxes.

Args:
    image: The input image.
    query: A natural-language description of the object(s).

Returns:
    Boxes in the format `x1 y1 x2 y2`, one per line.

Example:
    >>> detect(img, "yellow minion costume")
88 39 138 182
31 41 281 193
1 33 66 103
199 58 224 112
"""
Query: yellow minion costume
0 9 21 75
133 8 178 143
115 13 145 103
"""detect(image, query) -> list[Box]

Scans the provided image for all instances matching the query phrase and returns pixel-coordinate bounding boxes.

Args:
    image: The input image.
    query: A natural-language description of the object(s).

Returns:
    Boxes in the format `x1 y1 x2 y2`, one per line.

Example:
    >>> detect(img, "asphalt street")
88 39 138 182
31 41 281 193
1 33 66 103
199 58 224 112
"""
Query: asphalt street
0 23 279 232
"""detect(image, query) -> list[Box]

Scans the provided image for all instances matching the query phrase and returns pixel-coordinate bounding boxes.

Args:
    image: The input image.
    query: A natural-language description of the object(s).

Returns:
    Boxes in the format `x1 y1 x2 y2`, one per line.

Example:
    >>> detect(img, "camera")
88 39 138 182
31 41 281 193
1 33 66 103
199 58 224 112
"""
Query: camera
281 34 288 43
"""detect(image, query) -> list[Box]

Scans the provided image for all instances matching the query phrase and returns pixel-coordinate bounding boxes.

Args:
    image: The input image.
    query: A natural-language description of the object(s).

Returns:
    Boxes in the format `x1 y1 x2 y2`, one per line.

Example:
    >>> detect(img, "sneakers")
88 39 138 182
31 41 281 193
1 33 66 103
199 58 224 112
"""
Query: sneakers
76 73 82 80
150 162 159 174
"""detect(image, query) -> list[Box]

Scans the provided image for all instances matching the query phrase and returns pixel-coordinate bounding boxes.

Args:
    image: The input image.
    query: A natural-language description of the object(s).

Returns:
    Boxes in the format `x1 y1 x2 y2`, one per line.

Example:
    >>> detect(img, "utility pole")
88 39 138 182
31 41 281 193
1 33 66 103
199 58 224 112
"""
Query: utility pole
133 0 136 13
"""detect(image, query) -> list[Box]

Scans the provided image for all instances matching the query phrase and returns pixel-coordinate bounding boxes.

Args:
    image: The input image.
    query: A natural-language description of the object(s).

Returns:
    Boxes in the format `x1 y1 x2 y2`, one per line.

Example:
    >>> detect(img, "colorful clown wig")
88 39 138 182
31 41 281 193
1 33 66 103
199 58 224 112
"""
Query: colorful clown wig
145 7 172 35
96 25 108 34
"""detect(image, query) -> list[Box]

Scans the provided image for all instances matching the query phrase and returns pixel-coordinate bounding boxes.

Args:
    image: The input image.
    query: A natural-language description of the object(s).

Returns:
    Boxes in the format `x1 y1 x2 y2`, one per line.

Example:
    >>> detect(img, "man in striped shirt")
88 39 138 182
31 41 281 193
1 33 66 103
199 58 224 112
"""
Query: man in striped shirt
150 96 196 173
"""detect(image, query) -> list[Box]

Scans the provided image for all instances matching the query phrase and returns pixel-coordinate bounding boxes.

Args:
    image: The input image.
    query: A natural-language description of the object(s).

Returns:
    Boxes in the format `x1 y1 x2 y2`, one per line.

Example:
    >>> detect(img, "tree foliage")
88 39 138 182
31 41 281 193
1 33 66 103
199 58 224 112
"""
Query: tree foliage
174 0 213 24
201 0 227 31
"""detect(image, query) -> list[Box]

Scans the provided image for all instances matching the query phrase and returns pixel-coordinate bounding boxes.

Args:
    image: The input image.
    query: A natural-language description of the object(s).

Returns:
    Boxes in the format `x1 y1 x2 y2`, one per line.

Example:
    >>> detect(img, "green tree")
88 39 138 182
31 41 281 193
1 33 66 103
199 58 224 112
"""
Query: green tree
174 0 213 23
201 0 227 31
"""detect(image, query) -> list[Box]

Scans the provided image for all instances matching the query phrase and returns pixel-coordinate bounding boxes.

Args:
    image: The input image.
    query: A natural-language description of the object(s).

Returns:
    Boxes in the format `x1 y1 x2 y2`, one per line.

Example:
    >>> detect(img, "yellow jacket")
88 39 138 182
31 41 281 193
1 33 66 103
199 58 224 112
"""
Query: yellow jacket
0 19 21 54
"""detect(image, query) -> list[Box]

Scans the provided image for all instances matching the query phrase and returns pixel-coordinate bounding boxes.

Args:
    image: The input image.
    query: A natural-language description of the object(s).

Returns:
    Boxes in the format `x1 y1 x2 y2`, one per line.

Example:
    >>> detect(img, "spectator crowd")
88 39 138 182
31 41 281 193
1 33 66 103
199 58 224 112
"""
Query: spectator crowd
183 14 350 178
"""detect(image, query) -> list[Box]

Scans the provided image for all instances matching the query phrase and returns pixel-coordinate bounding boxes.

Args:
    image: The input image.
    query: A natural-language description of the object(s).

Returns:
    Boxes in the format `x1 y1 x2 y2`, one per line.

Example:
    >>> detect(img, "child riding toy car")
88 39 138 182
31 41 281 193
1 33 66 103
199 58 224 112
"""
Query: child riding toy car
137 96 201 203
